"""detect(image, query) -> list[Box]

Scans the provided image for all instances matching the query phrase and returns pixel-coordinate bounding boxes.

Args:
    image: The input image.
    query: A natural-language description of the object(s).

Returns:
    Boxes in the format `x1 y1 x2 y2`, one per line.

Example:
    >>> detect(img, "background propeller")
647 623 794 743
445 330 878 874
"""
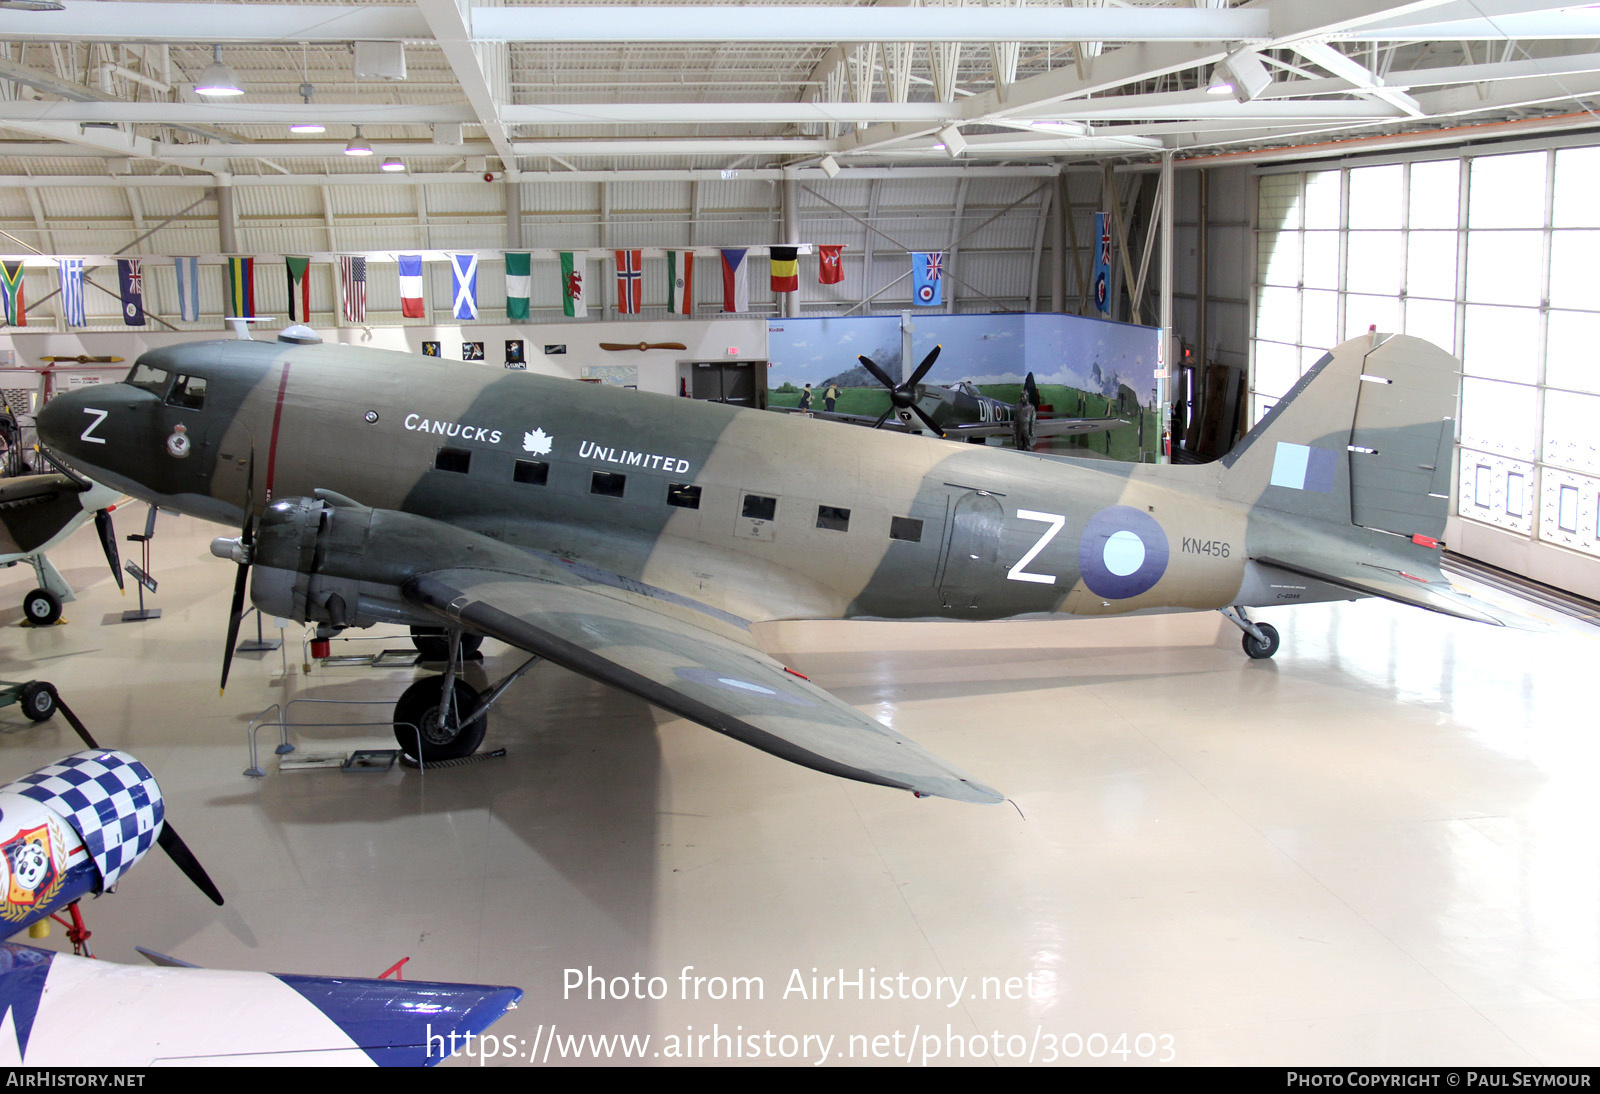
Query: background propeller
857 345 944 435
94 506 124 592
54 696 224 908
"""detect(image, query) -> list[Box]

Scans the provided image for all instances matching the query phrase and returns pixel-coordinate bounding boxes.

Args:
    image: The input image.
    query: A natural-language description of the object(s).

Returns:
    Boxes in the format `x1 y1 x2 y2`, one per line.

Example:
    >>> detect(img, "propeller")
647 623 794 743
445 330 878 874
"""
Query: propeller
857 345 944 435
1023 372 1042 411
94 506 124 593
54 696 225 908
214 452 256 695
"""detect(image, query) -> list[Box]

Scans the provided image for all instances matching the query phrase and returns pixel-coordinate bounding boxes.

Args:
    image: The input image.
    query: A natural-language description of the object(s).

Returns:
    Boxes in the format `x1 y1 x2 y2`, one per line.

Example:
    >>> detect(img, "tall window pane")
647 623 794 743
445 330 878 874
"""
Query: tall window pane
1348 164 1404 229
1468 152 1547 229
1462 305 1539 384
1405 231 1458 300
1409 160 1461 229
1546 310 1600 395
1465 231 1543 307
1553 147 1600 228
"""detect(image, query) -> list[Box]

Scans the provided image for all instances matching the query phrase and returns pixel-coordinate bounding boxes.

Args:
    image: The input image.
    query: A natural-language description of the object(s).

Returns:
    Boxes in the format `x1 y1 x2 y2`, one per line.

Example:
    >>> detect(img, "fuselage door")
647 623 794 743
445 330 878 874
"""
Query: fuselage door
936 490 1004 610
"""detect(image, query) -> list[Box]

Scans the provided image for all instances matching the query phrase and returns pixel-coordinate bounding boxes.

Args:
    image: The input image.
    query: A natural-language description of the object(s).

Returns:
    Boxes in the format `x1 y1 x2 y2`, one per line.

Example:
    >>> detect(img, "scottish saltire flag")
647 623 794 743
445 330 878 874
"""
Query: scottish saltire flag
504 252 531 320
59 259 85 326
912 251 943 307
451 253 478 320
614 249 642 315
720 248 748 313
817 244 844 285
769 246 798 293
559 252 587 318
1 261 24 326
173 256 200 322
1093 211 1112 316
117 259 145 326
226 256 255 318
398 254 425 319
285 256 310 322
340 255 367 323
667 250 694 314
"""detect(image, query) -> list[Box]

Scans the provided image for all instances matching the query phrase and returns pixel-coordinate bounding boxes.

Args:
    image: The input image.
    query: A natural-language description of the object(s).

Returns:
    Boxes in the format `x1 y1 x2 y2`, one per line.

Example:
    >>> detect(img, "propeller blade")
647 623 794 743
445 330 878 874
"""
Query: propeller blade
911 403 945 437
156 823 225 907
856 354 899 393
219 561 248 694
53 695 100 750
94 508 124 592
906 344 942 387
871 408 895 430
1023 372 1041 410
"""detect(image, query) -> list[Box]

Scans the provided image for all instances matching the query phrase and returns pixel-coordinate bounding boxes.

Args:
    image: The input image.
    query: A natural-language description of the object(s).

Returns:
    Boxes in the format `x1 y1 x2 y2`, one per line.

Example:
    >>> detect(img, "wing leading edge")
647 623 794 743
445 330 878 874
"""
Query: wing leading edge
402 564 1003 804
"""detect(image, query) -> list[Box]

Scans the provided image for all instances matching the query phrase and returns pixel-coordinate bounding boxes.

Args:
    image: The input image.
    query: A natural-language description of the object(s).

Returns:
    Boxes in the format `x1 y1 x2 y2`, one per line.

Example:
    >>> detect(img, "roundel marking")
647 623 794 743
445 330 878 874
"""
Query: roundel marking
917 284 935 303
1078 505 1169 600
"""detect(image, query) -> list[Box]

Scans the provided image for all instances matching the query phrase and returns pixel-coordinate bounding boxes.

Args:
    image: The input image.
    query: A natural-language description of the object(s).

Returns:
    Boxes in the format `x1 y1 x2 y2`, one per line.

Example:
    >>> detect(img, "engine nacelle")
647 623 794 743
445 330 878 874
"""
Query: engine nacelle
0 750 163 933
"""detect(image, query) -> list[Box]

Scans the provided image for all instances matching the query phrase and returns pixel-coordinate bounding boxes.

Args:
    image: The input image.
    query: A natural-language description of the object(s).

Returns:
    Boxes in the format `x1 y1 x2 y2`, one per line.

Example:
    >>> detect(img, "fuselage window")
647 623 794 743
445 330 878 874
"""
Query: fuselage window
435 447 471 473
816 505 851 532
668 483 702 509
165 374 207 410
514 459 549 485
126 364 170 396
890 516 923 542
591 471 626 498
742 494 777 521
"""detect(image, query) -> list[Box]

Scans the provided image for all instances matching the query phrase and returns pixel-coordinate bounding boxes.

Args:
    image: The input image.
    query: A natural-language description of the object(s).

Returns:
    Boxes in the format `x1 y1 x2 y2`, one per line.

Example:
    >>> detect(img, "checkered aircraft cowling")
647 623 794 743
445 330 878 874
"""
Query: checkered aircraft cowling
3 751 163 891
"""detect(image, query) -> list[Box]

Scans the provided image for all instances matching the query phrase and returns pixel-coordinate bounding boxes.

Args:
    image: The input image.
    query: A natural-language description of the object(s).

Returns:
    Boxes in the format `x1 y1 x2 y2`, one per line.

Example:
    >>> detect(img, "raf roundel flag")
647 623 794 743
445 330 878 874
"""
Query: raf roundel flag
912 251 943 307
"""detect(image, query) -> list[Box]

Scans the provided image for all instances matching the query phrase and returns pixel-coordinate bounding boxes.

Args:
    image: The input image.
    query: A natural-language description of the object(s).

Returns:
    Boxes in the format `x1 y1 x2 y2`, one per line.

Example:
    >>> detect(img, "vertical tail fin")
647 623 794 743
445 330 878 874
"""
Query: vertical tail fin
1220 333 1459 541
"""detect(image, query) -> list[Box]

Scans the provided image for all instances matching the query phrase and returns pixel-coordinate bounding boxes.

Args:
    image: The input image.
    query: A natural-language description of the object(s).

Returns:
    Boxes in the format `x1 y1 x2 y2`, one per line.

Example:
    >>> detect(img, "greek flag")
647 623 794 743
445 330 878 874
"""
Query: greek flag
60 259 85 327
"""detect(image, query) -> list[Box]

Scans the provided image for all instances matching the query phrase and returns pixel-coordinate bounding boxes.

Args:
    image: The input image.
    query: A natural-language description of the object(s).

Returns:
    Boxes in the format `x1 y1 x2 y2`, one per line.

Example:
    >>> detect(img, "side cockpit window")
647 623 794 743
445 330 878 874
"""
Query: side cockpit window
126 364 170 396
166 374 208 410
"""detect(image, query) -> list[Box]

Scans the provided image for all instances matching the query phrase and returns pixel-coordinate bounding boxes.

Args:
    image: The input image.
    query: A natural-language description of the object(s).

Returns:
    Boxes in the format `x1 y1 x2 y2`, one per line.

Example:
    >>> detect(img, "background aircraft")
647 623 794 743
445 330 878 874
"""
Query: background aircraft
33 332 1511 804
0 701 521 1066
776 346 1126 449
0 471 122 624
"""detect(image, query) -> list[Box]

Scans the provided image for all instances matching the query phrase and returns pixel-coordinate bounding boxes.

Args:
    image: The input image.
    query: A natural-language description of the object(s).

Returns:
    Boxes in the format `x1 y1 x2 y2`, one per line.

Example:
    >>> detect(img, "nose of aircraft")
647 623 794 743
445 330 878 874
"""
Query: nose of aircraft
36 383 127 471
35 385 93 453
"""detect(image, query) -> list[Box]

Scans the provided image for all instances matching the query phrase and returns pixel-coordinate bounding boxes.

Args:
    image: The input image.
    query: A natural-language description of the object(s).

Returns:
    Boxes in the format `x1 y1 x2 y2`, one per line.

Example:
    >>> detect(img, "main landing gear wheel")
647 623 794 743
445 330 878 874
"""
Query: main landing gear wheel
19 682 57 722
393 676 486 762
1242 622 1281 660
23 589 61 626
409 626 483 662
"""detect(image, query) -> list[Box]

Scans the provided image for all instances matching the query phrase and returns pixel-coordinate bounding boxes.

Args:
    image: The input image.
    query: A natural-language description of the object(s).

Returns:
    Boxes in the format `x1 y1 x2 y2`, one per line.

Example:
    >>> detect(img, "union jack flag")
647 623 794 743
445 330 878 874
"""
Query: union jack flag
923 252 943 281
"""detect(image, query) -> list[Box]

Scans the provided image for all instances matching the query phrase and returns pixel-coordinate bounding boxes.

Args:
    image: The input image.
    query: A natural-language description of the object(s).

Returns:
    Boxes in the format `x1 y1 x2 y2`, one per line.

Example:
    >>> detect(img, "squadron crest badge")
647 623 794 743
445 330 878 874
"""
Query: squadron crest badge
166 423 190 458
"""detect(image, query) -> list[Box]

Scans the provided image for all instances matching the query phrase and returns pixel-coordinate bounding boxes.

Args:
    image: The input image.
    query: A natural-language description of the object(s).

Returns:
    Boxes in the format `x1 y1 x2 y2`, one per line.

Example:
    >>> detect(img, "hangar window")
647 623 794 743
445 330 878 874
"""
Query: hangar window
816 505 850 532
890 516 923 542
435 447 471 474
668 483 701 509
166 374 207 410
742 494 777 521
591 471 626 498
126 364 169 395
514 459 549 485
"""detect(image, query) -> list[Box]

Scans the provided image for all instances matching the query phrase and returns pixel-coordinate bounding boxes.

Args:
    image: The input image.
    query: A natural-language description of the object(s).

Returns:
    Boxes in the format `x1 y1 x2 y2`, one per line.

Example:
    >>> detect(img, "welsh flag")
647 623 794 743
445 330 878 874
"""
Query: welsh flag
560 251 587 318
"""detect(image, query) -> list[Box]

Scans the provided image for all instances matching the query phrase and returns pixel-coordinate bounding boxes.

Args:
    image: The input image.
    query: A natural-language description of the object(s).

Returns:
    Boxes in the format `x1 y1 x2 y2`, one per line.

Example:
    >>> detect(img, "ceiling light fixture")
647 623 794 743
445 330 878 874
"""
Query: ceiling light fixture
1216 47 1273 103
344 125 373 156
289 80 325 134
380 157 405 173
194 44 243 97
937 124 967 158
818 155 840 179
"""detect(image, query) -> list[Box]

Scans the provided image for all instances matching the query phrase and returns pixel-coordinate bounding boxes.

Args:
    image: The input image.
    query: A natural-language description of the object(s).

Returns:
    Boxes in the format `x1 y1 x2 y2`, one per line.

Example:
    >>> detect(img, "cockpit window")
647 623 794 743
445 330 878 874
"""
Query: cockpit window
126 364 170 395
166 374 207 411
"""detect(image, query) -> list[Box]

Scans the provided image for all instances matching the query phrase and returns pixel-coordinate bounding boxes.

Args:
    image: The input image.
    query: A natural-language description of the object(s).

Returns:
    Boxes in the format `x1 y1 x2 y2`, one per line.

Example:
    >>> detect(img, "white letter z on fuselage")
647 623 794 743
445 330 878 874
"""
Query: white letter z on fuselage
1007 509 1065 584
79 407 109 444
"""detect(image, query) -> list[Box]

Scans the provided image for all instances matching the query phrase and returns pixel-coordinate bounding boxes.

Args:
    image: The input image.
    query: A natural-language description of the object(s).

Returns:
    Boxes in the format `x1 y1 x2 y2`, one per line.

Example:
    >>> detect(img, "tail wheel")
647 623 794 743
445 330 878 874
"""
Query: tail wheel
23 589 62 626
409 626 483 663
19 682 57 722
1242 622 1280 660
393 676 486 761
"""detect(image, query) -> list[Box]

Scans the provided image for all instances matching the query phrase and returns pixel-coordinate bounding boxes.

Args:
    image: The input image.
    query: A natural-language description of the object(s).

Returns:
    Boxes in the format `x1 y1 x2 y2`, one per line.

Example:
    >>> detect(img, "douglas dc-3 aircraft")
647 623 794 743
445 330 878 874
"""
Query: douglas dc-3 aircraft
34 330 1509 804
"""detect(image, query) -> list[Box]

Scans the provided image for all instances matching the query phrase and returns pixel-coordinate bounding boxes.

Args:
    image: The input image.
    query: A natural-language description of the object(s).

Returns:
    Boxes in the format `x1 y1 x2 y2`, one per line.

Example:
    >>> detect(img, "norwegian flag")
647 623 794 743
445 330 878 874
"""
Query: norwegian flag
614 249 643 315
340 255 367 323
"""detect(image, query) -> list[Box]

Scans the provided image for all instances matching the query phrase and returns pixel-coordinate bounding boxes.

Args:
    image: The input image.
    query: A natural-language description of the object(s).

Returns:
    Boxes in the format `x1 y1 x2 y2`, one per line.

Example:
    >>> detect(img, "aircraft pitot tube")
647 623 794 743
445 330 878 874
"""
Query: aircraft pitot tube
0 751 165 933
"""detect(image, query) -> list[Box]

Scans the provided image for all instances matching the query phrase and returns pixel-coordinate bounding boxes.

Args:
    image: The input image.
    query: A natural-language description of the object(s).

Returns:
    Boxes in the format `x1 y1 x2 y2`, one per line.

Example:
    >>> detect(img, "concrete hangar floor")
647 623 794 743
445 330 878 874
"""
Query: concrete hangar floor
0 511 1596 1068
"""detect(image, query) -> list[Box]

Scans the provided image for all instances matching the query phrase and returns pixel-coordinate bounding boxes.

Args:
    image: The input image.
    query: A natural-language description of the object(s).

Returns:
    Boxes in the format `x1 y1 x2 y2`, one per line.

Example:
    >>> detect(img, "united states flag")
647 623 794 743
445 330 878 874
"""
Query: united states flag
340 255 367 323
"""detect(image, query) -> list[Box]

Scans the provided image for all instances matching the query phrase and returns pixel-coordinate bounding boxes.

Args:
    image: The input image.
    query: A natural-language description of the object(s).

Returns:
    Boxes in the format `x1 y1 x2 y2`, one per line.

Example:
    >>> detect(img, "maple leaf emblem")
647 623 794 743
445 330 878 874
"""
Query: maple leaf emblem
523 428 553 455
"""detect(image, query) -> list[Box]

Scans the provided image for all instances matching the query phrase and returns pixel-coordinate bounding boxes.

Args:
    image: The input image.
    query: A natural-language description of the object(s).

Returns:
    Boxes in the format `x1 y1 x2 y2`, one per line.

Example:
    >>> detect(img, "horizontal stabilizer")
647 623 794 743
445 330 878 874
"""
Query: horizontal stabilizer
1255 553 1528 628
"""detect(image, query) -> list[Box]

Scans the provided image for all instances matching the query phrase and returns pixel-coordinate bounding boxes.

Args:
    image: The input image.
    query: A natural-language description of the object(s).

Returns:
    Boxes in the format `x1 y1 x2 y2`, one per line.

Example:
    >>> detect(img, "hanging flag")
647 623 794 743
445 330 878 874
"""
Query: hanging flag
817 244 845 285
912 251 944 307
560 251 587 318
451 253 479 320
226 256 255 318
285 256 310 322
0 261 24 327
1093 212 1112 316
340 255 367 323
769 246 799 293
59 259 86 327
614 249 643 315
720 248 749 313
668 250 694 315
504 252 531 321
398 254 425 319
117 259 145 326
173 256 200 322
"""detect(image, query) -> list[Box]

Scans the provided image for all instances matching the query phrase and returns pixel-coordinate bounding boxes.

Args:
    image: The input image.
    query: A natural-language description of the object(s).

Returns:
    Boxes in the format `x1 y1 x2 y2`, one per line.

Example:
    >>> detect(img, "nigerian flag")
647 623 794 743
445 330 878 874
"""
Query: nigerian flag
505 252 531 320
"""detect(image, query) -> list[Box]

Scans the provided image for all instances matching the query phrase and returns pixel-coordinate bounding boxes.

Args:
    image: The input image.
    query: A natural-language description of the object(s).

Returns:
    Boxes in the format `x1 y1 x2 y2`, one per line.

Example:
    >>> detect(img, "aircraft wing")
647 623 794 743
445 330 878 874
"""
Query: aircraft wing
770 406 914 431
938 416 1128 440
0 472 82 507
1254 553 1533 628
400 555 1002 804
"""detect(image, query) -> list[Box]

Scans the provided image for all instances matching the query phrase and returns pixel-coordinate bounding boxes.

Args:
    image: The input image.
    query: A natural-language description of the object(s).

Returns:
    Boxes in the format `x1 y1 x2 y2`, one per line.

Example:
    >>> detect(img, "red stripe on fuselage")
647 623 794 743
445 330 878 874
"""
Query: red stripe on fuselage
263 362 292 502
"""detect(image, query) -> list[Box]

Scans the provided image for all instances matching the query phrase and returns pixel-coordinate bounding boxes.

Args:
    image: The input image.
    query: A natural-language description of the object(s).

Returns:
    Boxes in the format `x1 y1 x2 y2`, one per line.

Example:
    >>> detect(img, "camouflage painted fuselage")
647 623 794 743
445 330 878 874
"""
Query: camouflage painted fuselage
38 338 1267 629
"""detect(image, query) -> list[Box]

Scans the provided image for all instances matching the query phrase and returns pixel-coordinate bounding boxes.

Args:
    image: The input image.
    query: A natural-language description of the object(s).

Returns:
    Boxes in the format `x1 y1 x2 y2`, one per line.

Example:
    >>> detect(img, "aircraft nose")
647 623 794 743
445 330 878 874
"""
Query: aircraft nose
35 386 94 451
